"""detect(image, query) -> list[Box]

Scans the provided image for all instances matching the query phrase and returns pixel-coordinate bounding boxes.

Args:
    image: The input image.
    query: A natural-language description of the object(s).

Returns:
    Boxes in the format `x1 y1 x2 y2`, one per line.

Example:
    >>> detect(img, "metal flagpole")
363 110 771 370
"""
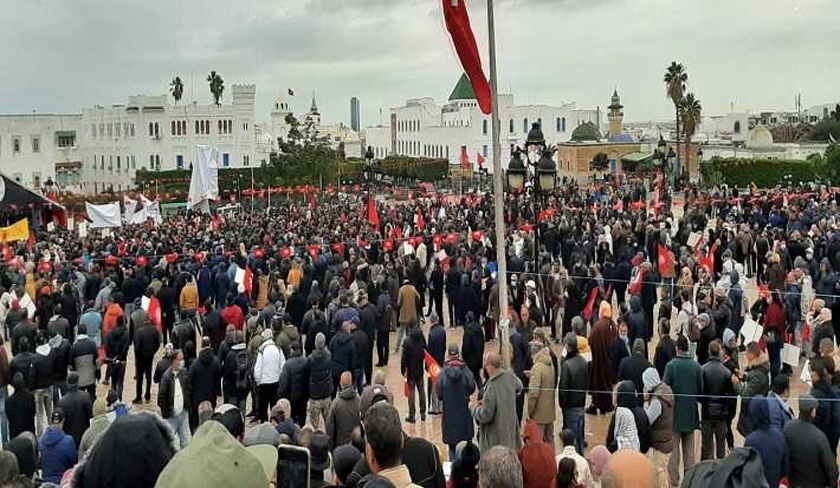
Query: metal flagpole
250 167 255 213
487 0 510 368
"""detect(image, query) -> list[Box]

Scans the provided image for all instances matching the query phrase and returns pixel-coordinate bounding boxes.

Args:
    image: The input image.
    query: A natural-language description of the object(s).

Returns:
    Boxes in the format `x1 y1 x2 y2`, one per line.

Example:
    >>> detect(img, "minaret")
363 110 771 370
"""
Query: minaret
608 89 624 137
307 92 321 126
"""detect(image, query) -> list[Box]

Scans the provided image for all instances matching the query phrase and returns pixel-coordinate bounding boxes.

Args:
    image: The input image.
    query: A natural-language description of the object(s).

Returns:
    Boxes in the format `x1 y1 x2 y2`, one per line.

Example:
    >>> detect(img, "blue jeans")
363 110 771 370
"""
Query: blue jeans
167 410 191 449
0 386 8 445
563 407 585 454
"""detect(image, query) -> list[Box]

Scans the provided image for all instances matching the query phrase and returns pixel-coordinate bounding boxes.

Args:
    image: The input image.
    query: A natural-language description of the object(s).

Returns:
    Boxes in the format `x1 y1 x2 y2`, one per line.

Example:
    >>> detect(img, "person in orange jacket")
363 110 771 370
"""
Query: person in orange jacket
179 276 199 315
100 295 124 385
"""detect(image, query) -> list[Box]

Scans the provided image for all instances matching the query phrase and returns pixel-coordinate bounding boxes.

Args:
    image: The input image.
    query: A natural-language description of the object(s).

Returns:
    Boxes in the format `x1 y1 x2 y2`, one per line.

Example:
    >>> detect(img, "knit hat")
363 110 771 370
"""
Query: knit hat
315 332 326 350
332 445 362 484
93 398 108 417
156 421 268 488
722 328 736 346
642 367 660 392
799 393 819 414
632 338 645 356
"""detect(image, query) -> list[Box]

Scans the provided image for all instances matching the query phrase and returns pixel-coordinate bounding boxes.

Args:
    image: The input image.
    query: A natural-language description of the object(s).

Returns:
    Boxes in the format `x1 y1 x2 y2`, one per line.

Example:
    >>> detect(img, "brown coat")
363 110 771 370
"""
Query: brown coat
256 276 269 310
648 382 675 453
397 284 419 325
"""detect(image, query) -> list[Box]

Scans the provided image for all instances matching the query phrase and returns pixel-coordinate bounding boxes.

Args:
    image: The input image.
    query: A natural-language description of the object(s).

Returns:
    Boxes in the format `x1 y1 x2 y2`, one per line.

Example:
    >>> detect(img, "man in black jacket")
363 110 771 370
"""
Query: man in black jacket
357 291 377 386
11 316 37 357
375 284 391 367
9 337 37 392
653 318 677 378
55 372 92 447
158 350 191 448
105 315 130 400
401 326 426 423
349 319 370 394
69 323 99 401
329 321 357 397
784 393 839 488
558 332 588 454
307 333 333 430
700 341 733 460
278 341 308 426
133 309 160 404
201 300 224 352
188 337 221 432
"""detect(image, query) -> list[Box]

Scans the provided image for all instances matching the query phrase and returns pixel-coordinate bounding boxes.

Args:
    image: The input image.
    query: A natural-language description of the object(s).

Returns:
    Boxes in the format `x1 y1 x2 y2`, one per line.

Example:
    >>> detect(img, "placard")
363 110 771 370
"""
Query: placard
78 221 87 238
687 232 702 248
46 222 55 232
782 343 801 368
739 318 763 345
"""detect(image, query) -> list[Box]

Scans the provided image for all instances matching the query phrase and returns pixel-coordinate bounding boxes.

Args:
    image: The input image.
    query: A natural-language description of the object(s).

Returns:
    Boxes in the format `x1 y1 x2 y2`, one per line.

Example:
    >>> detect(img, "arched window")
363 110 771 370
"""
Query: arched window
562 117 567 132
155 155 160 170
154 122 159 137
206 120 210 134
734 121 741 134
509 119 514 133
149 123 154 136
116 156 121 169
172 121 176 135
195 121 200 134
218 120 222 133
523 118 529 133
483 119 488 135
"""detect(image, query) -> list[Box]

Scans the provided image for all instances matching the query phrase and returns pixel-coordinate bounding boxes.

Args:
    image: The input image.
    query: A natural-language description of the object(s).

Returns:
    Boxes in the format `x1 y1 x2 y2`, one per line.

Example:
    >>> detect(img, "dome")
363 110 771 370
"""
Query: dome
272 95 291 113
571 121 602 142
746 124 774 149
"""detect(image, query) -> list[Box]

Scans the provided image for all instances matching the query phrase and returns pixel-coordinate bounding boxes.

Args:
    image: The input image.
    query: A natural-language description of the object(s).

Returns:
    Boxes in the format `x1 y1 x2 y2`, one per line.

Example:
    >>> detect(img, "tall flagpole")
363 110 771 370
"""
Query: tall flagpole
487 0 510 368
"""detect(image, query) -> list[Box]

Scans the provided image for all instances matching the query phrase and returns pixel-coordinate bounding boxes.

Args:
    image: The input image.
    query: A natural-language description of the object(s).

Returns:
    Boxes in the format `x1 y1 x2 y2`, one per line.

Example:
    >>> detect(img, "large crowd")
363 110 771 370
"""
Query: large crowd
0 179 838 487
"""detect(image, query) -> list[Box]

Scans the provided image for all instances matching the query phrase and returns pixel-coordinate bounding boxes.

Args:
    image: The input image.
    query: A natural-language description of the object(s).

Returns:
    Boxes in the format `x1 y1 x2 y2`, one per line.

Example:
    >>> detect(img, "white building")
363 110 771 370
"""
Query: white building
0 84 274 194
266 94 363 158
699 124 828 161
364 74 600 171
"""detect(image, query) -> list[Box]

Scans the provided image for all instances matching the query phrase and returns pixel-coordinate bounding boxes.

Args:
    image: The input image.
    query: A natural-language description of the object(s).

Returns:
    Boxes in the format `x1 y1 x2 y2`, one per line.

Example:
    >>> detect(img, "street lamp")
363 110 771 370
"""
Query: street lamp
364 145 375 188
537 150 557 192
506 148 526 191
525 122 547 164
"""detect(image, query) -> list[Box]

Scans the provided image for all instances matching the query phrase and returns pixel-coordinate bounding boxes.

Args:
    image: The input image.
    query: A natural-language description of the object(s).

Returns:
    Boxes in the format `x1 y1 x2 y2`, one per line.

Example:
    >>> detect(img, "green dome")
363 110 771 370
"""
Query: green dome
570 121 602 142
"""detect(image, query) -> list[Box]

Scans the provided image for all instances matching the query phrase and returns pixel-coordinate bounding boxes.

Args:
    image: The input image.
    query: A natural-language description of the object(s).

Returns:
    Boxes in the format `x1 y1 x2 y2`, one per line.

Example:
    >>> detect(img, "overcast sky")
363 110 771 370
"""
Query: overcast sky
1 0 838 129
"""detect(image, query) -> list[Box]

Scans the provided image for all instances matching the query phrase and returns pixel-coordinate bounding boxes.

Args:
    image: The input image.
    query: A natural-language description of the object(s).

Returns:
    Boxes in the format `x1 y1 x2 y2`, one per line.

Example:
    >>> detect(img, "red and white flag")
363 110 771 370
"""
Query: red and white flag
476 152 485 168
442 0 492 115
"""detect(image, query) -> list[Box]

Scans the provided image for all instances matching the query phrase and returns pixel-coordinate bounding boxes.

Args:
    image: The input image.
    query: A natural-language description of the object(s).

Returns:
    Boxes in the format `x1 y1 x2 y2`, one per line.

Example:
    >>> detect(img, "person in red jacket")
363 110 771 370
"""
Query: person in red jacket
762 291 787 380
518 419 557 488
220 298 245 332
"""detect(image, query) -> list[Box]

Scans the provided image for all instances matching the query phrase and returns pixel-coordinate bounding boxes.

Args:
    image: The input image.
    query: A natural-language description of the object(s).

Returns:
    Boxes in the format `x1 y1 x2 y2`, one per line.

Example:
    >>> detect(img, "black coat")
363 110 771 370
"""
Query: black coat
134 323 161 360
307 348 333 400
329 330 357 379
558 350 588 409
435 359 476 445
6 388 35 439
609 337 631 381
701 357 734 420
305 320 330 357
202 310 224 352
158 367 190 419
59 292 79 334
11 321 37 356
461 321 484 376
350 329 370 371
105 324 130 361
188 348 221 407
9 352 37 390
358 302 378 346
617 354 652 405
279 354 309 401
784 418 839 488
401 328 426 382
654 336 677 378
56 388 92 446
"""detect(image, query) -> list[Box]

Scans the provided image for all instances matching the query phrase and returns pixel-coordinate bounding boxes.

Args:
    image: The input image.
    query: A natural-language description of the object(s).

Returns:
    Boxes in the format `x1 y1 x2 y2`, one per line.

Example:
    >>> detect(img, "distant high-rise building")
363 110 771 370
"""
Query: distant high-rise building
350 97 360 132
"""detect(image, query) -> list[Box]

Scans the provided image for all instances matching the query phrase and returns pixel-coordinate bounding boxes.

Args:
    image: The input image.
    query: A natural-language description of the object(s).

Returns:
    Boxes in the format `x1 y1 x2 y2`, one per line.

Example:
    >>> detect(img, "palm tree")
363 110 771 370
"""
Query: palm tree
170 77 184 105
664 62 688 168
207 71 225 106
680 93 702 173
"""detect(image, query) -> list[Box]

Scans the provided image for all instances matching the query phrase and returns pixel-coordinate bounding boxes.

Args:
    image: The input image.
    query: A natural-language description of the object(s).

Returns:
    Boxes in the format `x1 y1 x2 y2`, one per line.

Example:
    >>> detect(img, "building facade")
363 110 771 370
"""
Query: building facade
0 84 267 194
364 74 600 171
267 94 363 158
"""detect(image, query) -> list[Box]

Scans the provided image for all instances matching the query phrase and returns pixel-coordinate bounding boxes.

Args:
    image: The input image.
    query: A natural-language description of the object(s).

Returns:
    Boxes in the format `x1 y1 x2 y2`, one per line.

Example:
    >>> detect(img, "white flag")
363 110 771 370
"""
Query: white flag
123 196 137 223
188 145 219 212
78 221 88 238
85 202 122 228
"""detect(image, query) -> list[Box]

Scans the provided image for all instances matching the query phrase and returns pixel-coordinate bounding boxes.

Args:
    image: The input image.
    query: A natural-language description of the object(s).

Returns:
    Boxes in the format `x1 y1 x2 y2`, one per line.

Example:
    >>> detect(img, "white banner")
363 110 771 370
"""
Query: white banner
188 145 219 212
85 202 122 228
78 221 87 238
123 197 137 223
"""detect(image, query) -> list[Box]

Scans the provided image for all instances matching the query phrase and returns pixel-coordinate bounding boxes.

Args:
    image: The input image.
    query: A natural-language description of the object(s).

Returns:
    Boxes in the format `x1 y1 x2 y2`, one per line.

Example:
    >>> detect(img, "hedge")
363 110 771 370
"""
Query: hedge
700 157 820 188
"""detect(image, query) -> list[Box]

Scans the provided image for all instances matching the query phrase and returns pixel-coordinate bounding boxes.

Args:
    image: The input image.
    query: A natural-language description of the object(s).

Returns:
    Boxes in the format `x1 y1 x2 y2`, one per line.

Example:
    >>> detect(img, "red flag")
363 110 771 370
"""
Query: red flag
415 208 426 231
1 244 12 262
582 287 599 321
442 0 492 115
147 296 162 334
476 152 485 168
424 350 441 384
460 148 471 170
308 244 320 260
367 197 380 228
244 266 253 296
657 244 674 277
308 192 317 210
629 271 644 295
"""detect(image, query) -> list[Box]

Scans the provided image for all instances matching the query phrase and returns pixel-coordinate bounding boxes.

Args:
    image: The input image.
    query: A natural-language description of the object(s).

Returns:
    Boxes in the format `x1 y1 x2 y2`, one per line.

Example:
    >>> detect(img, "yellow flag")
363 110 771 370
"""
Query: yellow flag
0 218 30 243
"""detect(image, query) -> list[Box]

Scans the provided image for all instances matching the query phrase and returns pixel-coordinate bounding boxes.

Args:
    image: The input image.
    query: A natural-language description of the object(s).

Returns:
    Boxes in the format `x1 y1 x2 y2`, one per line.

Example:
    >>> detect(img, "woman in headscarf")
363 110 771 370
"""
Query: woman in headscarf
587 300 618 415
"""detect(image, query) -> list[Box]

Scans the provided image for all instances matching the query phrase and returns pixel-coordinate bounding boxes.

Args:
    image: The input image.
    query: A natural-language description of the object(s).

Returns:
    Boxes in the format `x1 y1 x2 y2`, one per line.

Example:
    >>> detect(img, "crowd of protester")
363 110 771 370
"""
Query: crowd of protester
0 179 838 486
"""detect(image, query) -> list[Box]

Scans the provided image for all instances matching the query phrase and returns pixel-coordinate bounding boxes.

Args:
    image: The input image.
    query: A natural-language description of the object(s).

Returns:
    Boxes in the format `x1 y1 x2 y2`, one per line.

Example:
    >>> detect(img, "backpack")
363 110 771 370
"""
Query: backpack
234 350 250 391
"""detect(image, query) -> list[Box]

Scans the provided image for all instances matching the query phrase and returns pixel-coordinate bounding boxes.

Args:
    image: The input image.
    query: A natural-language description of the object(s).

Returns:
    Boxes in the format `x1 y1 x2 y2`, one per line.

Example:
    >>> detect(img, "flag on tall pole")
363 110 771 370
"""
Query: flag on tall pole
476 152 485 168
442 0 492 115
367 196 380 229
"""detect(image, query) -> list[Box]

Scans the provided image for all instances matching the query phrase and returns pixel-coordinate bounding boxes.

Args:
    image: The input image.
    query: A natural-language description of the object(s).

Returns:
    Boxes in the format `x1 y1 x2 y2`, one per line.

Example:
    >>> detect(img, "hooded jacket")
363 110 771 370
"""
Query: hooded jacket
326 385 361 450
278 350 309 401
307 347 333 400
105 322 130 362
517 420 557 488
101 303 123 341
71 411 178 488
329 329 357 379
39 425 77 484
682 447 771 488
134 316 161 360
744 398 788 487
69 334 99 388
189 347 222 407
435 357 476 445
57 382 93 446
626 296 647 344
784 415 839 487
527 347 556 424
607 380 649 453
254 338 284 385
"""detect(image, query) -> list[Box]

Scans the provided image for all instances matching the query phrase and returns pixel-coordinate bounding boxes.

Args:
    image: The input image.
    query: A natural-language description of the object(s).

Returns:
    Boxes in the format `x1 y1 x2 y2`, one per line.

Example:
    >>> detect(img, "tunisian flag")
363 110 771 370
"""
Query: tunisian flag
415 208 426 231
443 0 492 115
368 197 380 228
657 244 675 277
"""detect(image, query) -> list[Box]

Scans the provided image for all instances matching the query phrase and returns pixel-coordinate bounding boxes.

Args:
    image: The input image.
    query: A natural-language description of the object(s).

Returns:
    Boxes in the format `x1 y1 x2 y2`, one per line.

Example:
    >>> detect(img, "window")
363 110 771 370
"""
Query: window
92 155 96 171
99 124 105 137
482 119 488 135
483 145 488 157
108 155 113 171
218 120 222 133
523 118 528 133
537 117 542 128
130 124 135 137
57 134 75 147
154 123 159 137
562 117 566 132
131 156 136 169
91 124 97 138
222 153 230 167
206 120 211 134
556 117 562 132
32 136 39 153
509 119 514 133
510 143 515 155
150 155 154 168
116 156 121 170
244 155 250 166
13 137 20 154
107 123 113 137
734 121 741 134
100 156 104 170
149 123 154 136
172 121 177 135
155 155 160 170
176 155 184 169
115 123 120 138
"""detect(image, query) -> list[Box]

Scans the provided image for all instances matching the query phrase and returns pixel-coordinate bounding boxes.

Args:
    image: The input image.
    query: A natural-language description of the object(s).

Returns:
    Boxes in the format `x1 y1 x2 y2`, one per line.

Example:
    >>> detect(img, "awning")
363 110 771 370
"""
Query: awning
621 152 655 163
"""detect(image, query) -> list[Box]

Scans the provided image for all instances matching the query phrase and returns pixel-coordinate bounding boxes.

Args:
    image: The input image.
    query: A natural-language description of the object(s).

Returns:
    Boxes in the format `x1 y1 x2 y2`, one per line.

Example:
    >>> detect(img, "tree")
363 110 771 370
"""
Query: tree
680 93 702 171
590 152 609 171
811 119 840 142
832 103 840 122
207 71 225 106
771 123 814 142
819 144 840 184
170 77 184 105
664 62 688 168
